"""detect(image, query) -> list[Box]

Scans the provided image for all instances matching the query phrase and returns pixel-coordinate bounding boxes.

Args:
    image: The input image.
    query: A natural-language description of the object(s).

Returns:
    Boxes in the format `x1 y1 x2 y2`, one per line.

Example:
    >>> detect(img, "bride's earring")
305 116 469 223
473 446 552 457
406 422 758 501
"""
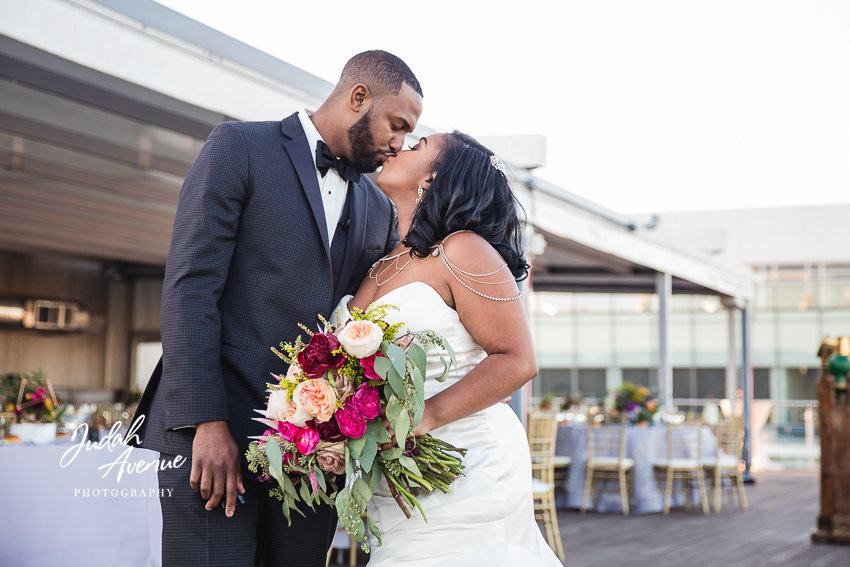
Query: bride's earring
416 185 424 204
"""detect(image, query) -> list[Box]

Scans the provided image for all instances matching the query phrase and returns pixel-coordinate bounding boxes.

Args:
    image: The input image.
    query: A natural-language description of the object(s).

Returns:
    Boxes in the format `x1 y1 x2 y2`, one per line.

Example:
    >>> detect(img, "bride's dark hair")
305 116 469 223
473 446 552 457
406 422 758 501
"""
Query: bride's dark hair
402 131 530 281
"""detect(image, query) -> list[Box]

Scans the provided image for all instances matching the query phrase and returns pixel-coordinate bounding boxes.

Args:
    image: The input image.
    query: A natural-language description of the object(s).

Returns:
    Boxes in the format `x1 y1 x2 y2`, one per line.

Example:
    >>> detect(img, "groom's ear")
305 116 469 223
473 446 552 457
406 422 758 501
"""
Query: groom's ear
348 83 372 112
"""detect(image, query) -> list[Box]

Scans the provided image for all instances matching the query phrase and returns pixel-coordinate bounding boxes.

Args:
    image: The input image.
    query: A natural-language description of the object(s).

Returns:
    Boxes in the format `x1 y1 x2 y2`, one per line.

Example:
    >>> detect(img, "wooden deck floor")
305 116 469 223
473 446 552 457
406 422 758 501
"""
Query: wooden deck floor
556 470 850 567
330 470 850 566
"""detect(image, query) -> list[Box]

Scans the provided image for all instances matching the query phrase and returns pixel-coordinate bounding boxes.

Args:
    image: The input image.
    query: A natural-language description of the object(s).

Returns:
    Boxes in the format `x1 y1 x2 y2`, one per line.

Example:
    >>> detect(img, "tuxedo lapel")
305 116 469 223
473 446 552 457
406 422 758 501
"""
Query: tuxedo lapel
281 115 330 256
335 180 368 294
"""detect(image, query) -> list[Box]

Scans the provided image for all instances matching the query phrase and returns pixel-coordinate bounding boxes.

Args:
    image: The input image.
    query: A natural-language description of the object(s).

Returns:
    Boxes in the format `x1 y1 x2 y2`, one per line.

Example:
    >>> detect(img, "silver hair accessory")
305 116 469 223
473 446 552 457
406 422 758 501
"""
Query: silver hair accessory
489 154 506 174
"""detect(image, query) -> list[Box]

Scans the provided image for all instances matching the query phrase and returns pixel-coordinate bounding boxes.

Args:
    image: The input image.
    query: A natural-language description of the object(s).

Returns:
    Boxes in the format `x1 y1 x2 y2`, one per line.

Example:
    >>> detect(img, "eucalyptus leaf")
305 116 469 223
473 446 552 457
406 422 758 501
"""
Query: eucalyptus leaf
394 409 410 447
280 471 298 500
360 434 378 473
353 477 372 509
386 343 407 378
265 441 283 481
335 486 351 518
408 342 427 376
348 434 367 459
380 447 403 460
367 465 383 492
345 445 355 477
367 420 392 444
312 464 327 492
399 454 422 477
387 365 405 398
436 357 451 382
299 481 315 510
411 364 425 403
367 514 383 547
385 396 402 424
373 355 393 380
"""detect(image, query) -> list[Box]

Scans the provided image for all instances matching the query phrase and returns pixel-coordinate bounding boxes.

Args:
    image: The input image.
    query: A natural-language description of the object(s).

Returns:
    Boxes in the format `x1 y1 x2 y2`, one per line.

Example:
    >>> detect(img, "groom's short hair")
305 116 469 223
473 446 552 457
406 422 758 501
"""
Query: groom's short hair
335 50 423 98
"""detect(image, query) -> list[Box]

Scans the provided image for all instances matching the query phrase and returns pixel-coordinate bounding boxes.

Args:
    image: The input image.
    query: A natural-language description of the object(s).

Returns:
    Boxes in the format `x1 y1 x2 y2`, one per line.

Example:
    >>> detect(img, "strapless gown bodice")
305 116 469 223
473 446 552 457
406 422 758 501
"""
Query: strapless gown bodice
336 282 562 566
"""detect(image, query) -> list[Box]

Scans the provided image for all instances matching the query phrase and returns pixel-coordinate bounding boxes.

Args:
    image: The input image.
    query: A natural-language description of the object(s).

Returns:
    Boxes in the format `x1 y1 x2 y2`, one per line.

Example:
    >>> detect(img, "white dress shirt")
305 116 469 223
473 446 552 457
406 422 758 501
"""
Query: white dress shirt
297 110 349 243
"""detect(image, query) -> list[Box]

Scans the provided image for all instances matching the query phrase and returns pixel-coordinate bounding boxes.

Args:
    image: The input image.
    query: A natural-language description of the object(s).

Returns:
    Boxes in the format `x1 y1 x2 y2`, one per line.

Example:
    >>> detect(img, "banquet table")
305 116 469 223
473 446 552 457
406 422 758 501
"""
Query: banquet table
0 436 163 567
555 422 717 514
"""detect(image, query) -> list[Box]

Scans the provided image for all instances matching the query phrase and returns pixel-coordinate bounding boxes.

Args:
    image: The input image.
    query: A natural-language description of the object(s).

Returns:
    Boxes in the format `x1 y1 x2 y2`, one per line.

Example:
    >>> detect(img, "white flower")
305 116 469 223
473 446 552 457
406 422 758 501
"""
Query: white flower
265 390 290 422
337 320 384 359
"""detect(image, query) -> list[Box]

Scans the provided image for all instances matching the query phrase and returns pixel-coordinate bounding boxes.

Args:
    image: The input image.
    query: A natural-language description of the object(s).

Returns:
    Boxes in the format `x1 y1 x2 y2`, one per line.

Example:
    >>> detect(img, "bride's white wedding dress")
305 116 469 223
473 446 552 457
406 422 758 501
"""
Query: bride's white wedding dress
339 281 562 567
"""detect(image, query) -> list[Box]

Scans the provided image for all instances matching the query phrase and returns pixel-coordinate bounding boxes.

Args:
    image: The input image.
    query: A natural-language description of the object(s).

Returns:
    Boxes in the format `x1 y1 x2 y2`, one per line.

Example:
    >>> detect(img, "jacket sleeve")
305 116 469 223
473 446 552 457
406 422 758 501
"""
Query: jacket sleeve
159 122 250 429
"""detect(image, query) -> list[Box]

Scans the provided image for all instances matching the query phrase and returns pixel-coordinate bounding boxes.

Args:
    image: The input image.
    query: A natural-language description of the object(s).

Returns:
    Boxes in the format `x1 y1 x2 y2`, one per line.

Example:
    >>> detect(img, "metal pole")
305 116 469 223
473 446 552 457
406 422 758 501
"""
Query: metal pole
741 303 755 483
656 272 673 409
725 306 737 402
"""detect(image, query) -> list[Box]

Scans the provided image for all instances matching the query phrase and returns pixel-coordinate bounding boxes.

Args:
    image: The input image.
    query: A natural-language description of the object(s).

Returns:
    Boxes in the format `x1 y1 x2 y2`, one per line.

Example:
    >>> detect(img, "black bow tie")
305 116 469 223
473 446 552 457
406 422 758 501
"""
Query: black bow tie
315 140 361 184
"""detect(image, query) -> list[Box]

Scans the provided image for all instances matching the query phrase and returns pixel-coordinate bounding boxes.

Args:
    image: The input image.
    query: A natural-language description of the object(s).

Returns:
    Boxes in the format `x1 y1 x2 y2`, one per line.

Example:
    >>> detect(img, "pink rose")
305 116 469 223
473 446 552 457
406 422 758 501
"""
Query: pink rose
338 320 384 358
295 427 320 455
293 378 338 423
277 421 301 442
335 402 367 439
297 333 345 378
351 384 381 420
316 441 346 474
360 352 387 380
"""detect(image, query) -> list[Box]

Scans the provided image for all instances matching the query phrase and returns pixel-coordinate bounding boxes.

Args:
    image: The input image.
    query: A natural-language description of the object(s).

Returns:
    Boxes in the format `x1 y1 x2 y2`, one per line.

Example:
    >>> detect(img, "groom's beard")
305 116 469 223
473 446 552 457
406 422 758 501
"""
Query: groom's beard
347 108 384 173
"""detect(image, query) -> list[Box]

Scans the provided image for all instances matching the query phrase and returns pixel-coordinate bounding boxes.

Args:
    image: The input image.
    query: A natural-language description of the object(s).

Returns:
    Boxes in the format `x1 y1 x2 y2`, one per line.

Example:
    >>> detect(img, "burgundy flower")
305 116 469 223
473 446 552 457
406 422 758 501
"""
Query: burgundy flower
335 402 367 439
314 417 345 442
298 333 346 378
351 384 381 420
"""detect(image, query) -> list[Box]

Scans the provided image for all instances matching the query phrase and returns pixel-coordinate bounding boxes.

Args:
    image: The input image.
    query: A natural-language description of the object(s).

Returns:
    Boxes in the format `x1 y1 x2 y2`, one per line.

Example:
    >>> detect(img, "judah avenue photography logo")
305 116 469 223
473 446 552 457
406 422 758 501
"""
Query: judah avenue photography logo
59 415 185 497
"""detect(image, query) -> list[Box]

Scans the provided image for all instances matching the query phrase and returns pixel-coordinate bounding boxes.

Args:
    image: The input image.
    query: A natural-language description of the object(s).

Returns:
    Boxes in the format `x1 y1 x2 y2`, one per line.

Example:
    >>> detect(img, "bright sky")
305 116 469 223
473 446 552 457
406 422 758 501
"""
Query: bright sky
155 0 849 215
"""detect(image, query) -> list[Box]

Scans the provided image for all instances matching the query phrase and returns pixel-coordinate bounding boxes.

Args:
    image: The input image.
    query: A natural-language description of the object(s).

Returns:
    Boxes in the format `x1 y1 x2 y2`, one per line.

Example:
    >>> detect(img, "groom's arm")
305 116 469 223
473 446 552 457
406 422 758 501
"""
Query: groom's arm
160 121 248 516
160 121 248 429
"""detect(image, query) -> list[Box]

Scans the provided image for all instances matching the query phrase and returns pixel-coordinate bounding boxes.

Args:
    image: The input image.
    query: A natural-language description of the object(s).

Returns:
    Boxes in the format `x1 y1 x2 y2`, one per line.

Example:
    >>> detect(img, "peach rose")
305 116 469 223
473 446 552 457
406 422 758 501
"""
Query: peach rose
338 320 384 359
315 441 346 474
284 361 302 383
293 379 338 423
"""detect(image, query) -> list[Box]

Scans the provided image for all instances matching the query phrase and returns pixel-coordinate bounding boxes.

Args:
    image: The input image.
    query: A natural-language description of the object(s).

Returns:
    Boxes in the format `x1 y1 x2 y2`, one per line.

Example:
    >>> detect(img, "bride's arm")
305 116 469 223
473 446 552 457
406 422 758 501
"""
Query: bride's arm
414 232 537 435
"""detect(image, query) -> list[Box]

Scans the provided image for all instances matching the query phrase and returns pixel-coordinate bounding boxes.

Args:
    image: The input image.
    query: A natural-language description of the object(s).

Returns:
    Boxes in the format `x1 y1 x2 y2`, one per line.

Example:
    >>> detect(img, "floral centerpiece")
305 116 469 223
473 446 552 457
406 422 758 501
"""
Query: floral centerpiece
1 369 64 424
609 382 658 424
245 304 465 550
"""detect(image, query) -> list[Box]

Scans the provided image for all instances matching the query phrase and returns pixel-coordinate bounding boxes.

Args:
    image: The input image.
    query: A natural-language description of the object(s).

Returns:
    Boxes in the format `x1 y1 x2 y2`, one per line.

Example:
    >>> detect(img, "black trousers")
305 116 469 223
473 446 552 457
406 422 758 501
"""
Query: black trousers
158 454 337 567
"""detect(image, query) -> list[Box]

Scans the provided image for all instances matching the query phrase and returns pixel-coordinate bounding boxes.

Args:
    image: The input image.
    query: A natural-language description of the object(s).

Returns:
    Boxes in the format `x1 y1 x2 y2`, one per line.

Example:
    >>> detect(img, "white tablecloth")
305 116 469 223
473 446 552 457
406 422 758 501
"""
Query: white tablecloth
555 423 717 514
0 440 162 566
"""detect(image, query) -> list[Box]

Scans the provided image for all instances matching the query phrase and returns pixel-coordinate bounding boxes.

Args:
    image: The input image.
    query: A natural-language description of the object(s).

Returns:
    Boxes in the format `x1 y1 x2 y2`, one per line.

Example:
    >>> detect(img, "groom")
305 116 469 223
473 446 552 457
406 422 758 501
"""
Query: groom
133 51 423 566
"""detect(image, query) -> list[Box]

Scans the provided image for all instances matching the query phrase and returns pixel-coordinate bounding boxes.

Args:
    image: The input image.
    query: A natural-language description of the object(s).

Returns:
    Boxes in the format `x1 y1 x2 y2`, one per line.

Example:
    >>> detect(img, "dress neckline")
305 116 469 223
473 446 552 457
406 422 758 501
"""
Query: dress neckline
364 281 454 313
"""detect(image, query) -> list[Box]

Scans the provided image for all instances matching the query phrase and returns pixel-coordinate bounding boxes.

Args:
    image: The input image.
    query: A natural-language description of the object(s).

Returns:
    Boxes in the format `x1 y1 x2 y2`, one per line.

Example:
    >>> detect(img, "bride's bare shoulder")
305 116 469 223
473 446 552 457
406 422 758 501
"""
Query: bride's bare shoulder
439 231 506 270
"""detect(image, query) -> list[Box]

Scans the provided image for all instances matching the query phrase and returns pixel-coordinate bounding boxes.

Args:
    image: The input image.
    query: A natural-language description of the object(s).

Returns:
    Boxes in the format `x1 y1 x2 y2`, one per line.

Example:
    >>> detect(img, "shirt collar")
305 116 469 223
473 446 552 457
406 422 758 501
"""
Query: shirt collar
297 109 324 169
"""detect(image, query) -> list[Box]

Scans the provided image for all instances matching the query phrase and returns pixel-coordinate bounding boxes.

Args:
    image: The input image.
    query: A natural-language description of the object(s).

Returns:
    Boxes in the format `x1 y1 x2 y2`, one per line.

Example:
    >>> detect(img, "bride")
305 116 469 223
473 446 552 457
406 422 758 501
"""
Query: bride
339 131 562 566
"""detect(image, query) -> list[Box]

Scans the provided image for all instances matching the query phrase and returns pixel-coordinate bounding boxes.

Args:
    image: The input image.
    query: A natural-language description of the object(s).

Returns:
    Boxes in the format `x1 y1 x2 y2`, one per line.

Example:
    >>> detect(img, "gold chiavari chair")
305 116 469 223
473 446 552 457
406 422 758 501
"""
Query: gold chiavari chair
703 420 748 512
652 422 710 514
528 412 566 561
581 416 634 515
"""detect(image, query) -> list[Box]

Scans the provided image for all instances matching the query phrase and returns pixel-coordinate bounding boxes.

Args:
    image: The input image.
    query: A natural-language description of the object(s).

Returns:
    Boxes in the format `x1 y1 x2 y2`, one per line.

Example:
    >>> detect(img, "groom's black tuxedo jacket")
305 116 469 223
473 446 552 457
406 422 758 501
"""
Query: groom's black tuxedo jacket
134 113 397 463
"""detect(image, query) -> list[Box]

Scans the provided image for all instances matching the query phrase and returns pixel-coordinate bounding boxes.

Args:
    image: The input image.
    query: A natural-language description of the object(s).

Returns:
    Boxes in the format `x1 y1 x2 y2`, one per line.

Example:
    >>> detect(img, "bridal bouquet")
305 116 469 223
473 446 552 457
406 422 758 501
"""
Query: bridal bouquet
245 303 466 549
